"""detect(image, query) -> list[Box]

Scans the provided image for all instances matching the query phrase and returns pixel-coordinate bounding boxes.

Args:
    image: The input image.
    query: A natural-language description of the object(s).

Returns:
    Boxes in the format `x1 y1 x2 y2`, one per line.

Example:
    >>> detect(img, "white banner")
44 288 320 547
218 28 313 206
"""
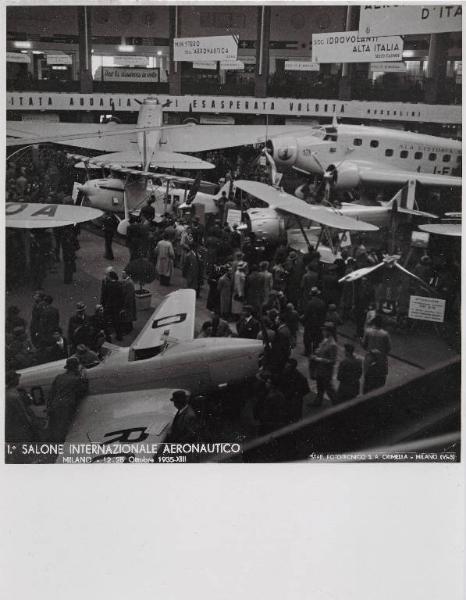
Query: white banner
7 93 462 125
312 31 403 63
7 52 30 64
220 60 244 71
193 61 217 70
285 61 320 72
46 54 72 65
369 62 407 73
102 68 159 82
114 56 149 67
408 295 446 323
174 35 238 62
359 5 462 36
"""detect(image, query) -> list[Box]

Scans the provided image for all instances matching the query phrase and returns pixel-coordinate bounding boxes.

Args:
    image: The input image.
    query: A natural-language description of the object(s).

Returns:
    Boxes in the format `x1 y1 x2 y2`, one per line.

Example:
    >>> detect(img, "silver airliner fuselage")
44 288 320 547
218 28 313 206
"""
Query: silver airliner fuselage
268 124 462 185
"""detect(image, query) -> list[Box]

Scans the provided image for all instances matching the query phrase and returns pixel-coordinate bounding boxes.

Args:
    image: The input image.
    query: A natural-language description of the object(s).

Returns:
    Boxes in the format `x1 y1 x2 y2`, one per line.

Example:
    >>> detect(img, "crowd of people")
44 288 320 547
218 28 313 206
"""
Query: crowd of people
6 263 137 373
5 144 461 451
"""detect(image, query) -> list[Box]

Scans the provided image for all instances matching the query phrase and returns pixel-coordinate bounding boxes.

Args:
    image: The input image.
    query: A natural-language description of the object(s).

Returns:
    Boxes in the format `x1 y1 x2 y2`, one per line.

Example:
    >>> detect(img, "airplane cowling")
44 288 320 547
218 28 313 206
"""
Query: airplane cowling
332 162 361 190
245 208 286 244
268 137 299 167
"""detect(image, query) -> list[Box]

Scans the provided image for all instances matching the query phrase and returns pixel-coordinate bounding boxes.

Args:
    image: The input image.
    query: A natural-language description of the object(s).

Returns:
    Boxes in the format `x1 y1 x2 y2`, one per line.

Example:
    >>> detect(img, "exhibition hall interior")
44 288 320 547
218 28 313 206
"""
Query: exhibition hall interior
4 4 461 463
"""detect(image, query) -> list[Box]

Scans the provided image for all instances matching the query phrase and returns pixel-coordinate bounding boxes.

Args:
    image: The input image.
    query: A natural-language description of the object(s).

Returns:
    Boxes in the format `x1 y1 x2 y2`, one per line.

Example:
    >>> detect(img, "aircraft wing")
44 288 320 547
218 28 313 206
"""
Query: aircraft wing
338 262 385 283
354 163 462 189
418 223 462 237
165 125 311 152
7 120 134 151
234 180 378 232
129 289 196 361
61 388 179 460
7 120 309 153
6 202 103 228
71 150 213 171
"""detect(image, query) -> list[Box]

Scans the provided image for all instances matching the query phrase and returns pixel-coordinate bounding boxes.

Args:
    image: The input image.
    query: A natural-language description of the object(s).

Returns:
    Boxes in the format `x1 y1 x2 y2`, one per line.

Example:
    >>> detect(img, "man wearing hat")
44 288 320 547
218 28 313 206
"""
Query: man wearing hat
48 357 89 442
67 302 92 353
237 305 261 340
165 391 200 444
336 344 363 403
301 286 327 356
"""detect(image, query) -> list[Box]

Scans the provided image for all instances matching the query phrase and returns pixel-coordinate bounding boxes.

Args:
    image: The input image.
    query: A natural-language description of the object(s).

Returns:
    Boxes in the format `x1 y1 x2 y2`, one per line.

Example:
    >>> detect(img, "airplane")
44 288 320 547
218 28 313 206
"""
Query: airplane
6 96 312 171
338 254 441 298
72 169 222 218
16 289 263 460
233 179 379 263
5 202 103 229
264 122 462 199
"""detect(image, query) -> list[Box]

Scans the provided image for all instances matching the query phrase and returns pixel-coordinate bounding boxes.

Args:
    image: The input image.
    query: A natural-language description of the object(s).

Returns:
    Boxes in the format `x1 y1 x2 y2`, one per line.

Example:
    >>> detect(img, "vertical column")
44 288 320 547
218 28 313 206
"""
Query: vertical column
339 5 357 100
255 6 271 98
77 6 93 94
168 5 182 96
425 33 449 104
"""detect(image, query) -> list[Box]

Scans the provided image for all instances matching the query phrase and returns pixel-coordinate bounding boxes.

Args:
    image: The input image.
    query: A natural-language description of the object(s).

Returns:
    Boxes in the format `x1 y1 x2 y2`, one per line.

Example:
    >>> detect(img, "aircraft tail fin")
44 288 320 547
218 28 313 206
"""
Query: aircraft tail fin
128 289 196 361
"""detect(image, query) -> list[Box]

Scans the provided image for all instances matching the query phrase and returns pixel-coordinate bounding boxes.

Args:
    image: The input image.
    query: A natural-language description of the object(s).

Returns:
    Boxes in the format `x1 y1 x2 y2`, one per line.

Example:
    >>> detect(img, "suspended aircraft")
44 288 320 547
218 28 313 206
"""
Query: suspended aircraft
17 289 263 457
265 122 462 201
233 179 378 263
6 96 311 169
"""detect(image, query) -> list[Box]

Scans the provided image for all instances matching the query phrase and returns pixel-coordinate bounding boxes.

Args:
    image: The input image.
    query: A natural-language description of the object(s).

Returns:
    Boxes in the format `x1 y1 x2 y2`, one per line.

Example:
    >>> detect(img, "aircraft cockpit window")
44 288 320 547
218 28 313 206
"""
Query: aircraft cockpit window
400 150 409 159
385 149 394 157
370 140 379 148
429 153 437 161
353 138 363 146
443 154 451 163
414 152 423 160
329 147 337 153
323 134 337 142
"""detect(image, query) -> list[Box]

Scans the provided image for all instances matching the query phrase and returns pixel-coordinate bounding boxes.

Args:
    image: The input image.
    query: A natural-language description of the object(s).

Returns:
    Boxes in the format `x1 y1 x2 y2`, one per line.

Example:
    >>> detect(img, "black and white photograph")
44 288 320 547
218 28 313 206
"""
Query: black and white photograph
2 3 464 600
3 3 462 465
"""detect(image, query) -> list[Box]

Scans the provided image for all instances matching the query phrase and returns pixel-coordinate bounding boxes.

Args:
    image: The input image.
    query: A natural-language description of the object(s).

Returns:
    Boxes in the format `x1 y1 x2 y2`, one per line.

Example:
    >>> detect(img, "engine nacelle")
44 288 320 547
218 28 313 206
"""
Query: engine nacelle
268 137 299 167
245 208 286 244
332 162 361 190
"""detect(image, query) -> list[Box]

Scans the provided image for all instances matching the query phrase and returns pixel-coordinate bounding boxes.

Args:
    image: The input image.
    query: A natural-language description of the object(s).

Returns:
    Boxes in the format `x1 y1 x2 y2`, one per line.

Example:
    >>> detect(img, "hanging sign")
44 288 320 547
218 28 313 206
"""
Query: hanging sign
408 295 446 323
7 52 31 64
46 54 72 65
312 31 403 63
285 61 320 71
220 60 244 71
174 35 239 62
114 56 149 67
102 68 160 82
193 61 217 70
369 62 407 73
359 5 462 36
7 93 462 125
238 56 256 65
